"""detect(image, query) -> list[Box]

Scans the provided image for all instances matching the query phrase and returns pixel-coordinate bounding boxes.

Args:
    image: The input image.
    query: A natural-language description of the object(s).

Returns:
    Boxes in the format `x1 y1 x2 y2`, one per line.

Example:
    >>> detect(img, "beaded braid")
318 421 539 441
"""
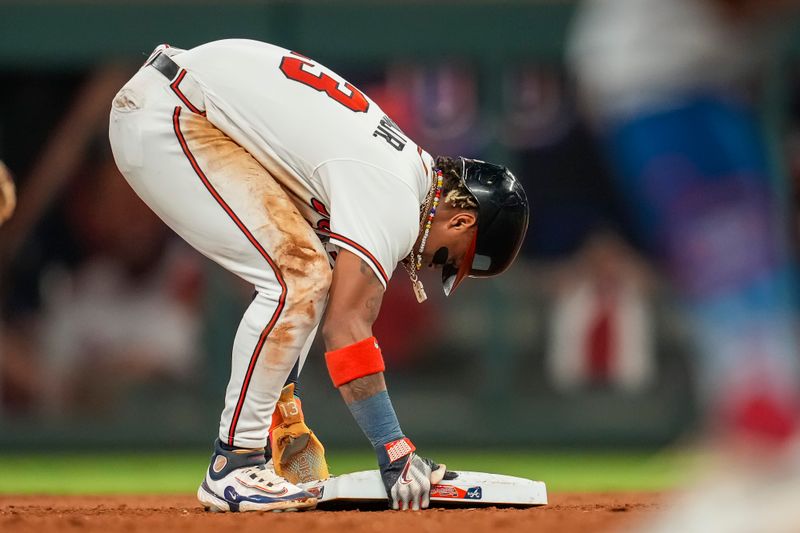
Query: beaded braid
435 156 479 210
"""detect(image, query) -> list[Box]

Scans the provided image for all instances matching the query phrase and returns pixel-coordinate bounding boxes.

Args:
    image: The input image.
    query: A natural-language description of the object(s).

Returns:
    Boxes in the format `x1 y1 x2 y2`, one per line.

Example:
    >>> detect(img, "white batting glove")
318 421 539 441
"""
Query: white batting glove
378 438 446 510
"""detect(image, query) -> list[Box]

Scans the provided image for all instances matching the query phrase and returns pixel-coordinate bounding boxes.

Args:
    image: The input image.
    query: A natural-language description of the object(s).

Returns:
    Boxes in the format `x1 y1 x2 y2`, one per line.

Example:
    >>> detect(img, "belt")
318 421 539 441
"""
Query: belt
147 51 206 115
149 52 180 81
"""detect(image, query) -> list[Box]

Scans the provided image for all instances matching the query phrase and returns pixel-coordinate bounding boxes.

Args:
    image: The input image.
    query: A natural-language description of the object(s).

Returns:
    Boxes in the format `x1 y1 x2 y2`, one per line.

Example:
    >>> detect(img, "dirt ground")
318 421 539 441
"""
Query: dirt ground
0 492 662 533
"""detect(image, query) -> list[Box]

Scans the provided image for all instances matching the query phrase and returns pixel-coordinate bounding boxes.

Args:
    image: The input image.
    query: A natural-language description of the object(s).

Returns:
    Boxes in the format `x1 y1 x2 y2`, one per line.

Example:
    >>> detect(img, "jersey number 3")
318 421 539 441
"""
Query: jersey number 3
280 53 369 113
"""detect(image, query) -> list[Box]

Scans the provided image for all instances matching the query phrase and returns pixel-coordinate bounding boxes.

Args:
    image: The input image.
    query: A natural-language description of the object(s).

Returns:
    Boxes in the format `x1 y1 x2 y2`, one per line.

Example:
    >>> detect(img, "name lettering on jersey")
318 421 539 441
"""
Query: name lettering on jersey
373 115 407 152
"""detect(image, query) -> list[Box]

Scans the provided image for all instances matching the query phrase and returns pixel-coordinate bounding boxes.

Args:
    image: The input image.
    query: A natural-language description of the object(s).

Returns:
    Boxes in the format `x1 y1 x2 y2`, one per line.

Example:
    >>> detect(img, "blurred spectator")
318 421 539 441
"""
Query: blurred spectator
545 232 657 393
2 152 206 416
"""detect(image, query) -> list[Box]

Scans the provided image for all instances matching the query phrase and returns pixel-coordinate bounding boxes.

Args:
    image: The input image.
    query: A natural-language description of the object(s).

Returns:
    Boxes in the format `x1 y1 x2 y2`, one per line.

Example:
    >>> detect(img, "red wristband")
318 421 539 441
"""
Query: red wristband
325 336 385 388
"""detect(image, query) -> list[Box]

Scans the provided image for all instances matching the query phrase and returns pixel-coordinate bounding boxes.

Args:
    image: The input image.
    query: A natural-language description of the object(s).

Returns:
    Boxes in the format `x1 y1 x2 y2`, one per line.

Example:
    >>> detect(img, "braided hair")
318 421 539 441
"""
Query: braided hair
434 156 479 210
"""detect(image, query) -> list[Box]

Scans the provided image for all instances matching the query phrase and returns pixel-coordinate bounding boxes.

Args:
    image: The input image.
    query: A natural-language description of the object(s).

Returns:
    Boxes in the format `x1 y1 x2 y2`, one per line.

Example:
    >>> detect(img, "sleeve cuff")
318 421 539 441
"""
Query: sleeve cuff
326 232 390 288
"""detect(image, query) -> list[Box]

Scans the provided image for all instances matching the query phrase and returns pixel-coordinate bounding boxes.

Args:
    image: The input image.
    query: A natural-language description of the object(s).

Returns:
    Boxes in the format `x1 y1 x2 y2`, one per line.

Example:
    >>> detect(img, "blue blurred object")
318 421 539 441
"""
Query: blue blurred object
605 91 800 404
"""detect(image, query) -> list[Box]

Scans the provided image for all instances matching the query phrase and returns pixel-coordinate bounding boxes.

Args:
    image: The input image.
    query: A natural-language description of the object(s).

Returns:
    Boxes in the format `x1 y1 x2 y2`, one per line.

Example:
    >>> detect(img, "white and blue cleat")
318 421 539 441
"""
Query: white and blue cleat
197 439 317 512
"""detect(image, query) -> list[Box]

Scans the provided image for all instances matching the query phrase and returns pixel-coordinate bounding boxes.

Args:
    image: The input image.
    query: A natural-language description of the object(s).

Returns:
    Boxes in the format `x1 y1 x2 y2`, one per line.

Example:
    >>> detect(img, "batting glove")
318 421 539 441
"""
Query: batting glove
269 384 330 484
378 437 446 510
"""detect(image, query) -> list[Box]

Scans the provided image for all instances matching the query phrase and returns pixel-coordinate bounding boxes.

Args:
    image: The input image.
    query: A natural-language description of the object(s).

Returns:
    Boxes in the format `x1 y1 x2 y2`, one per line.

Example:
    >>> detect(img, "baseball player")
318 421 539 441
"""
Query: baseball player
108 39 528 512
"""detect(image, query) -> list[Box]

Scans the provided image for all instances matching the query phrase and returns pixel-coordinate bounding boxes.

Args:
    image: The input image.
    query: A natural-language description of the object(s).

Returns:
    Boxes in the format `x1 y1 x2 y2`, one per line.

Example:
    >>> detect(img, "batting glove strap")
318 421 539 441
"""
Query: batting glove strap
378 440 444 511
377 437 415 466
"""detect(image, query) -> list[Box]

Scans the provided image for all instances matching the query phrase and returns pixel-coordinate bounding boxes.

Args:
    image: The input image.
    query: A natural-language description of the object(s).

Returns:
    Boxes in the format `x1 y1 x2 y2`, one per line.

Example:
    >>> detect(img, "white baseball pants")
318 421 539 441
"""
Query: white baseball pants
109 56 331 448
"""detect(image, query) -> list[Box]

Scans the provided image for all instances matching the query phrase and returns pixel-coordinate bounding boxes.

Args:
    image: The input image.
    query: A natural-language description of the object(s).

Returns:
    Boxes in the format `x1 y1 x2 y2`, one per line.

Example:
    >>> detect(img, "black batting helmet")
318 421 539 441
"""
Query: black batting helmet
442 158 529 296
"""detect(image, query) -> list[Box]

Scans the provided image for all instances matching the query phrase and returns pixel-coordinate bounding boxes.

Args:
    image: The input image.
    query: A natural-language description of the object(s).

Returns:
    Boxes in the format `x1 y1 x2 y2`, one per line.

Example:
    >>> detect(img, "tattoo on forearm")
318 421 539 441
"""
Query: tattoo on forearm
340 372 387 404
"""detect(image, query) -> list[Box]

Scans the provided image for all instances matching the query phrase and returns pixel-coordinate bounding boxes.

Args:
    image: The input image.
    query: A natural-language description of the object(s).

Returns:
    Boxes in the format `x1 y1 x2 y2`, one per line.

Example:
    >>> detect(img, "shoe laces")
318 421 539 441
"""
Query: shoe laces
239 464 286 487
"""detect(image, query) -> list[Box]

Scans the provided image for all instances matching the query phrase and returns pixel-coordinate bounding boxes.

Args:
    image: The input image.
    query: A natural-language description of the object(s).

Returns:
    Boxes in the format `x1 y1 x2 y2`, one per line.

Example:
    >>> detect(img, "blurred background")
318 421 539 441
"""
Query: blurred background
0 0 798 456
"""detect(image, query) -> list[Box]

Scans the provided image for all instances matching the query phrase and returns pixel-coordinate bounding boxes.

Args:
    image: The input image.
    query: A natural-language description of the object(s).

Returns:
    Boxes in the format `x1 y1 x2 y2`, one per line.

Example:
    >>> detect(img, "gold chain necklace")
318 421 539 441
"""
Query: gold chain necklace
402 170 444 303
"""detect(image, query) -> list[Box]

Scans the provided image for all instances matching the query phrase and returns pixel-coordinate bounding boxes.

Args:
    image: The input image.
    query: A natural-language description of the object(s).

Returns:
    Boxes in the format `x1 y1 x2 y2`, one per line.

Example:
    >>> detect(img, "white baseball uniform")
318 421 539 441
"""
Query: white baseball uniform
109 39 434 448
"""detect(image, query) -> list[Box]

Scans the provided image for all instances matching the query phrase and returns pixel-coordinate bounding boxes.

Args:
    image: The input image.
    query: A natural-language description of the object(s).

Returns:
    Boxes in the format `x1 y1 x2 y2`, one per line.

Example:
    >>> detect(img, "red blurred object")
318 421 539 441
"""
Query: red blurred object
586 300 615 383
723 388 799 446
372 280 437 368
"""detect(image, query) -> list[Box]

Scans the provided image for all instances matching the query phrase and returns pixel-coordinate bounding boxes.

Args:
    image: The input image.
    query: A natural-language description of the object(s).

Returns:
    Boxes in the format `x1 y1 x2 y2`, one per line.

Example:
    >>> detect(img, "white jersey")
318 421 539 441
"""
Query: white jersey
171 39 433 286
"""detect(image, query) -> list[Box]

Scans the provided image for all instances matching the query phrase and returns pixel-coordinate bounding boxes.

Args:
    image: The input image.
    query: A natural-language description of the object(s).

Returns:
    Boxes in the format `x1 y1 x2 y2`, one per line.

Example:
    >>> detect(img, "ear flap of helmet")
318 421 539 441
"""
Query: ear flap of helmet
442 233 477 296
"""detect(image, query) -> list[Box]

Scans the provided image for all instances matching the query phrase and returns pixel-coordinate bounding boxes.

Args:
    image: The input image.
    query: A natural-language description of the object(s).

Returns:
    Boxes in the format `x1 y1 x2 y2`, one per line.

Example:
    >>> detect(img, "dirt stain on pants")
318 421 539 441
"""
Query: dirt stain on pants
174 111 332 447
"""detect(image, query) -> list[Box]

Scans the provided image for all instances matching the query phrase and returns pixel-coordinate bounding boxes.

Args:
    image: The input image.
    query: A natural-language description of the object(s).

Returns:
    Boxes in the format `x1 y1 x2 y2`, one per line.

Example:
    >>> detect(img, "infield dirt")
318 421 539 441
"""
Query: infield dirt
0 492 662 532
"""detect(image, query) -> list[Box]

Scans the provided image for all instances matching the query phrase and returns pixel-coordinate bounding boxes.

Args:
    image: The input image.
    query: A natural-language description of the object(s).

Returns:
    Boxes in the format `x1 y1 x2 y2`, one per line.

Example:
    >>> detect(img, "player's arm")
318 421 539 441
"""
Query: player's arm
321 249 445 510
321 248 384 354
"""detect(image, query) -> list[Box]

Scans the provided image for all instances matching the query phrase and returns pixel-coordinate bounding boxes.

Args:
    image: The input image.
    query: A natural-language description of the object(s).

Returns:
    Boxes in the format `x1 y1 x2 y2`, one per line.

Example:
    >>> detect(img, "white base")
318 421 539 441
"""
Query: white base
301 470 547 508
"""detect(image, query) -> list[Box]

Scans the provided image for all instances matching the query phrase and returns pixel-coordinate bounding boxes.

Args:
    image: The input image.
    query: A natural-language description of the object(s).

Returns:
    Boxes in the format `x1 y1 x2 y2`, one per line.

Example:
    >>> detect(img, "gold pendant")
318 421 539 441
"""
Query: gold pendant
412 279 427 303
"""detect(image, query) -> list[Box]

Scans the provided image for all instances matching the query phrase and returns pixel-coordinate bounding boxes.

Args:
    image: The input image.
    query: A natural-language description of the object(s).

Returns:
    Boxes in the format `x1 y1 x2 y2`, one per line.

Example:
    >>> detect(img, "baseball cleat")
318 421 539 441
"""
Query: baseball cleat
270 384 330 484
197 438 317 512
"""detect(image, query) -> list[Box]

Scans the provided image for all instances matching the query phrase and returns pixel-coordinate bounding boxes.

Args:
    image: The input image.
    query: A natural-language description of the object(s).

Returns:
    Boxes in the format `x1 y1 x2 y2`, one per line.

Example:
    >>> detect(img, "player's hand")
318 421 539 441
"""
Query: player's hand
378 437 446 510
